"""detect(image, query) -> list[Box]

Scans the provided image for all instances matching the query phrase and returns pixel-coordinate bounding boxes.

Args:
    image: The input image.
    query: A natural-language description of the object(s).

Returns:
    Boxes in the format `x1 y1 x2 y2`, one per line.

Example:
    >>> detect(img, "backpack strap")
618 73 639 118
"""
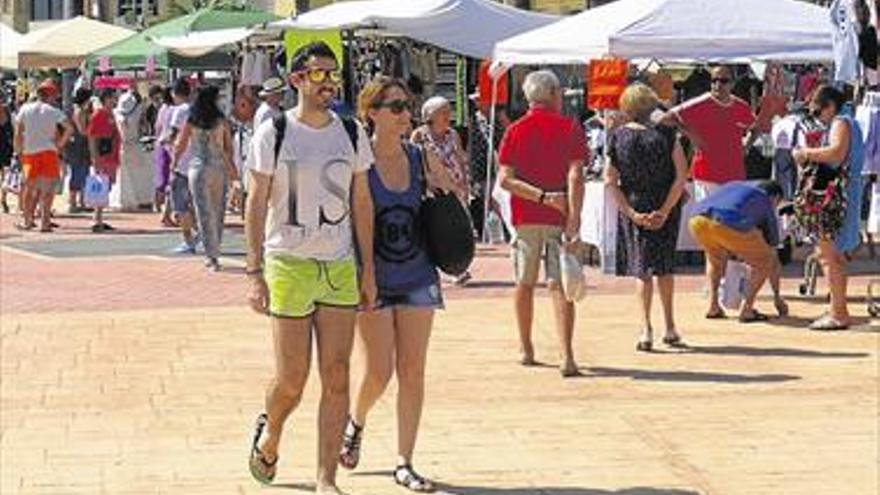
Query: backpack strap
272 114 287 170
340 116 359 154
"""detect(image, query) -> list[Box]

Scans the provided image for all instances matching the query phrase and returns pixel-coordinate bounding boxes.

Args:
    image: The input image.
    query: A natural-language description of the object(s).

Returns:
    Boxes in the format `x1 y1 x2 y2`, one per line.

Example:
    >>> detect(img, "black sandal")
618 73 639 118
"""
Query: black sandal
662 334 688 348
339 416 363 470
636 330 652 353
248 413 278 485
705 309 727 320
394 464 435 493
738 310 770 323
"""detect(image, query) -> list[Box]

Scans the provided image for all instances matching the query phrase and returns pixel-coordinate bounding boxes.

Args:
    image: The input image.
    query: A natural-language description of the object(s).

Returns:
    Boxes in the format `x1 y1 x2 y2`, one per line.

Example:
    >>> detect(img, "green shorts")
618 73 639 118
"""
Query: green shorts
265 255 359 319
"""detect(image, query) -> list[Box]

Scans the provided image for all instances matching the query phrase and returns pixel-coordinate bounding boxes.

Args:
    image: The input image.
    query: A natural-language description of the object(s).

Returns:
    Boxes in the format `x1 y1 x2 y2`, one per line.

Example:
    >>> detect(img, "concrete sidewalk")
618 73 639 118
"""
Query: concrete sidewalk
2 292 877 495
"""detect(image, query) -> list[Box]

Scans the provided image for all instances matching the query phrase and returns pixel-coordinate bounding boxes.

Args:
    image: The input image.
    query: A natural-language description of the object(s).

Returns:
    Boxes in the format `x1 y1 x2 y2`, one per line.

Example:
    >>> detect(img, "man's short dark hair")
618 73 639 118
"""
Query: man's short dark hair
98 88 116 103
289 41 337 73
757 180 784 200
148 84 163 98
172 77 191 98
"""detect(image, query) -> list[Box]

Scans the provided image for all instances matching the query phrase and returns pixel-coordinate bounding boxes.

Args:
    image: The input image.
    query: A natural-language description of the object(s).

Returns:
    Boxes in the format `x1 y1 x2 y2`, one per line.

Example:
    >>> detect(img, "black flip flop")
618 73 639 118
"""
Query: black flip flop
248 413 278 485
705 310 727 320
738 310 770 323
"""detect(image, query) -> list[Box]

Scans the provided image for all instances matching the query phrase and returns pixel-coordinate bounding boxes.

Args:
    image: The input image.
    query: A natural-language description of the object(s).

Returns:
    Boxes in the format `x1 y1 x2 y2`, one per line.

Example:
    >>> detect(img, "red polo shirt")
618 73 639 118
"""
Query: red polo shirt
498 106 587 227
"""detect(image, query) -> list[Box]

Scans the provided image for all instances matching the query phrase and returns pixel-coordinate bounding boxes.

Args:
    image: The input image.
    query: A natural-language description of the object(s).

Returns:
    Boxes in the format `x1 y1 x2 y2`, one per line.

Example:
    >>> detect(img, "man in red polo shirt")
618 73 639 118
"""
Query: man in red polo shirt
498 70 587 378
665 66 757 200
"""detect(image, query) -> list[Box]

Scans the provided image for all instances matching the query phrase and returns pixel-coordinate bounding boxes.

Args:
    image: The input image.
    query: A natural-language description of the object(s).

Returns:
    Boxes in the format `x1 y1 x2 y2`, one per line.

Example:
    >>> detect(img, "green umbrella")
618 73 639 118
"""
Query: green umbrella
87 8 279 70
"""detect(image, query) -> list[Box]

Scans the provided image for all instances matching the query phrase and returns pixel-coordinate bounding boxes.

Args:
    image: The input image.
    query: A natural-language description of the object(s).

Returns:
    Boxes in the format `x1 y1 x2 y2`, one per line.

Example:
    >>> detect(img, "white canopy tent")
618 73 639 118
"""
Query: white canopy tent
14 16 134 70
0 23 24 70
493 0 833 66
272 0 560 60
151 27 255 58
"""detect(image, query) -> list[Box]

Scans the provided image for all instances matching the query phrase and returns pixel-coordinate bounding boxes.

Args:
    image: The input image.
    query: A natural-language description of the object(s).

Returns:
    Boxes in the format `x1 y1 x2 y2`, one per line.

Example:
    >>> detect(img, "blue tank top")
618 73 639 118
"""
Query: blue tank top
368 144 438 295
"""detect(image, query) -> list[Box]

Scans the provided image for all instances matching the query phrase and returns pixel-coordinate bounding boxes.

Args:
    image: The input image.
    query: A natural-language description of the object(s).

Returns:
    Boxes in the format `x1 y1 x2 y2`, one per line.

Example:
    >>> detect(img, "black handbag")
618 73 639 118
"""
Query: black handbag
417 147 475 276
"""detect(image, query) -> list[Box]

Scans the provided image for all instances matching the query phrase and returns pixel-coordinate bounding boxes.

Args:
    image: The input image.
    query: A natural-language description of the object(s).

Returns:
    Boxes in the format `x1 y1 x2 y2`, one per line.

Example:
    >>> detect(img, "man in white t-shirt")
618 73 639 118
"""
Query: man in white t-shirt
244 42 376 495
163 77 197 253
13 79 73 232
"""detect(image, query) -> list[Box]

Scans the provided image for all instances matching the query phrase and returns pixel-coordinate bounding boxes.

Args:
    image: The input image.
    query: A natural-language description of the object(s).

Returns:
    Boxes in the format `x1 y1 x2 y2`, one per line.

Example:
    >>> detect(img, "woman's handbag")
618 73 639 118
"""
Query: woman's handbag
418 147 475 276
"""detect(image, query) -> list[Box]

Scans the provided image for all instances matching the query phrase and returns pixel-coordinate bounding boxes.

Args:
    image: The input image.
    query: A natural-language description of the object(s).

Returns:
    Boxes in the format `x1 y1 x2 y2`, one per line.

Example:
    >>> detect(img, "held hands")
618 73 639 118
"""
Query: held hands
543 192 568 215
633 210 668 230
360 265 378 310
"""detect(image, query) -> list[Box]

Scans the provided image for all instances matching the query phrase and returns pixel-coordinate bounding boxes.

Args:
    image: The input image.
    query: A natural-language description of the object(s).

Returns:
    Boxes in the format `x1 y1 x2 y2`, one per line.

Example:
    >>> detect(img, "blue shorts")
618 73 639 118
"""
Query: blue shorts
170 172 191 214
373 282 444 311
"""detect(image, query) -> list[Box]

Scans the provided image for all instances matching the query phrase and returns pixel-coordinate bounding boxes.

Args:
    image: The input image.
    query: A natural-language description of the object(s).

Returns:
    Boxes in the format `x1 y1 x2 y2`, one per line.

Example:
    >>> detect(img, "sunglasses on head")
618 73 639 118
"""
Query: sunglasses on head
711 77 732 85
375 99 411 115
298 68 342 85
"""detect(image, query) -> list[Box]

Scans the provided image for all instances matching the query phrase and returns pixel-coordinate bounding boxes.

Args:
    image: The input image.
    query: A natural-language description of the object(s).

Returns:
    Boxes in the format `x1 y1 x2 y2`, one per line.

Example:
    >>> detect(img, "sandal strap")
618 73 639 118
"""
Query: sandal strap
251 413 278 468
342 418 364 450
394 464 432 491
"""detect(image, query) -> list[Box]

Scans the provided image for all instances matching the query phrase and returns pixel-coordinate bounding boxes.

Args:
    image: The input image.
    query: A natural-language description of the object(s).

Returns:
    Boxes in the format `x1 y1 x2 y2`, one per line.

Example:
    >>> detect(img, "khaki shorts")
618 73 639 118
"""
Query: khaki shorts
512 225 562 286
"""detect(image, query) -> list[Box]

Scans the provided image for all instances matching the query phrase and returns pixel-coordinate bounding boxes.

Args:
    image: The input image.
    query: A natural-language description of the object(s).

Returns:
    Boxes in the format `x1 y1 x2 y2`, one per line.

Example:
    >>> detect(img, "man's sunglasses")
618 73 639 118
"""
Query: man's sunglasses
374 99 411 115
297 68 342 85
711 77 732 85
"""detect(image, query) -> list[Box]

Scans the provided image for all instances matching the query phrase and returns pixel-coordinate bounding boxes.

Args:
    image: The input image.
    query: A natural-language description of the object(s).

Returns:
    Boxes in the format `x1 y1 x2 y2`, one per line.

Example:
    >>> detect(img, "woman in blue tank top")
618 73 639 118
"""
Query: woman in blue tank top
793 85 865 330
339 76 454 493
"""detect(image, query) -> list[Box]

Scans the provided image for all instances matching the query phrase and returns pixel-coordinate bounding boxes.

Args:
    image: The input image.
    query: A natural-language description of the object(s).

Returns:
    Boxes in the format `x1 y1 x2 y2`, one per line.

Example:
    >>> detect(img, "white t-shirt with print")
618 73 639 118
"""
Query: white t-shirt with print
17 101 66 155
169 103 193 173
250 110 373 261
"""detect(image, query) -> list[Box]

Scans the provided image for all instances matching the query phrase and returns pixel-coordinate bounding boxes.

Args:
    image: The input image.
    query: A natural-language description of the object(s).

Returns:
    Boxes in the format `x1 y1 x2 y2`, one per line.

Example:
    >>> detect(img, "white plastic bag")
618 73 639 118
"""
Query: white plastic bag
2 164 21 195
560 240 587 303
84 171 110 209
868 182 879 235
719 261 748 311
486 210 505 244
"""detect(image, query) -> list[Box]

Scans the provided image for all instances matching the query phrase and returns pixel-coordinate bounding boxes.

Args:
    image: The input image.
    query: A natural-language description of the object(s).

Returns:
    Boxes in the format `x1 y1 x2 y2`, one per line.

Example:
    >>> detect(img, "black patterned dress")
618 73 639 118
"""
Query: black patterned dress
609 124 682 277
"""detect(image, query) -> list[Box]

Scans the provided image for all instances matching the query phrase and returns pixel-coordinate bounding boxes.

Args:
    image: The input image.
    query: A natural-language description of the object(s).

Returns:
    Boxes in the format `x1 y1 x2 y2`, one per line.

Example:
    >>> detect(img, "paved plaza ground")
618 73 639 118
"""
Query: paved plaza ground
1 209 878 495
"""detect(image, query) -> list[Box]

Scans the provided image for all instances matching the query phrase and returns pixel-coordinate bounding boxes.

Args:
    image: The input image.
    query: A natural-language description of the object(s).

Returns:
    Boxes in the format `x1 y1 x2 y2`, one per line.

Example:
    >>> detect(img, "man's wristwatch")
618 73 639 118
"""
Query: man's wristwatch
538 190 546 204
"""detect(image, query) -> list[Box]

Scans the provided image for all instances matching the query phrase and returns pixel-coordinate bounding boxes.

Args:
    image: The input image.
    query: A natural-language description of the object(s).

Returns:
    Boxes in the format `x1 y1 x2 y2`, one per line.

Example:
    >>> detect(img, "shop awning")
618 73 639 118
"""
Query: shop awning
493 0 833 66
87 8 279 70
151 27 255 58
271 0 560 60
13 16 134 70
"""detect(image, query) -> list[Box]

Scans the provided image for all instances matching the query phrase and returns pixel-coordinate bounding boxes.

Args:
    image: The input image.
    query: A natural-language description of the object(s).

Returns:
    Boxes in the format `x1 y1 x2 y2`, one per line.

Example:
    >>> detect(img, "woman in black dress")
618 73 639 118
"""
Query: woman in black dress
604 84 688 352
0 96 13 213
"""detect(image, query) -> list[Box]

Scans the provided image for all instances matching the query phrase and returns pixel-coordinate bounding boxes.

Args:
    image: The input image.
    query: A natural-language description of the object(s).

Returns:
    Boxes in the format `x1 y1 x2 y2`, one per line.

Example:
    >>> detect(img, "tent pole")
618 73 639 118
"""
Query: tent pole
483 75 499 243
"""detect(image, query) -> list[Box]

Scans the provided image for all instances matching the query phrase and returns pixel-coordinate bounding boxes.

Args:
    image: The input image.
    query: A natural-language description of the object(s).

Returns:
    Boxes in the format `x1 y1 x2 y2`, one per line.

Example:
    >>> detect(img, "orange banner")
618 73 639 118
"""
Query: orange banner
587 59 628 110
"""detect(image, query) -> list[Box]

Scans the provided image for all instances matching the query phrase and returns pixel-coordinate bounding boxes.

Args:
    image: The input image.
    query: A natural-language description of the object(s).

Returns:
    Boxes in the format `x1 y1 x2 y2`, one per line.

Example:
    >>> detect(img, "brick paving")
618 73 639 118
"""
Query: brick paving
1 207 878 494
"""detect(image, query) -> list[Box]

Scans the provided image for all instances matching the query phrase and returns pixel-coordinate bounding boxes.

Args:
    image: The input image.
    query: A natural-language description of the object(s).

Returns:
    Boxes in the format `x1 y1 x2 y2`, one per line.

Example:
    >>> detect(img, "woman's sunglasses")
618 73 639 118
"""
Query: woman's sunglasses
375 99 411 115
711 77 732 85
298 68 342 85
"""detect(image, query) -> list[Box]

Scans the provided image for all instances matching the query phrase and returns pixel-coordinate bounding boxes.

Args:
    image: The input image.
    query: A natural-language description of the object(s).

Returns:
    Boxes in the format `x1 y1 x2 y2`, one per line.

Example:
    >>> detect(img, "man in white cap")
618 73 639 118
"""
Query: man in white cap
253 77 285 128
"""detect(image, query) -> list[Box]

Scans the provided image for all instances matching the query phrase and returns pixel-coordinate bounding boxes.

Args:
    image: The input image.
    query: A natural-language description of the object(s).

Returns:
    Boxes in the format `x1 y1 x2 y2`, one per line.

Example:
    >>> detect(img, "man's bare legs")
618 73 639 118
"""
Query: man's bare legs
258 316 313 476
313 306 356 494
549 282 577 376
37 185 54 231
514 284 536 365
740 257 772 318
705 255 727 318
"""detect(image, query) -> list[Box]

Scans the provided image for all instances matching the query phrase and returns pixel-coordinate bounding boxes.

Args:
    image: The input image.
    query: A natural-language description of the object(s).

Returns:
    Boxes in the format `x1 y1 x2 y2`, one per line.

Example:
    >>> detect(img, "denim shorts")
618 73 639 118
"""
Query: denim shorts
373 283 444 311
170 172 191 214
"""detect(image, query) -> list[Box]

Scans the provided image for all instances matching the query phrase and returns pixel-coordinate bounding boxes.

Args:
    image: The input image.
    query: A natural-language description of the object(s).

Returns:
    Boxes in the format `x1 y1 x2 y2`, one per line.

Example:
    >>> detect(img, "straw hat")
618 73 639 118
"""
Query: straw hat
258 77 286 98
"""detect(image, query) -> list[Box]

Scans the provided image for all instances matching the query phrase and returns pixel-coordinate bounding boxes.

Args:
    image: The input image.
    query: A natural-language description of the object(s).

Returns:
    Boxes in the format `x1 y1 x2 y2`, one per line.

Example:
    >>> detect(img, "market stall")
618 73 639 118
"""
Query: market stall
488 0 836 273
10 16 134 70
86 8 279 71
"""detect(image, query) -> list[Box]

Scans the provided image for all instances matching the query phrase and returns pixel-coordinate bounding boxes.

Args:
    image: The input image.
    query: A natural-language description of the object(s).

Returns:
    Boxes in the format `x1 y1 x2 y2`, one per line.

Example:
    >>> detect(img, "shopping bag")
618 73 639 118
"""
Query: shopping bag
84 172 110 208
868 182 879 235
560 240 587 303
2 162 22 195
719 261 748 311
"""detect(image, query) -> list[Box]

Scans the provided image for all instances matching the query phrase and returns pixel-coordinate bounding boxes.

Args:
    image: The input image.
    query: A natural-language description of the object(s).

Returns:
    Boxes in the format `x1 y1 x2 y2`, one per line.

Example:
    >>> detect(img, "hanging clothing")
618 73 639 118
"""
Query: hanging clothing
855 98 880 175
763 63 786 97
831 0 862 83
